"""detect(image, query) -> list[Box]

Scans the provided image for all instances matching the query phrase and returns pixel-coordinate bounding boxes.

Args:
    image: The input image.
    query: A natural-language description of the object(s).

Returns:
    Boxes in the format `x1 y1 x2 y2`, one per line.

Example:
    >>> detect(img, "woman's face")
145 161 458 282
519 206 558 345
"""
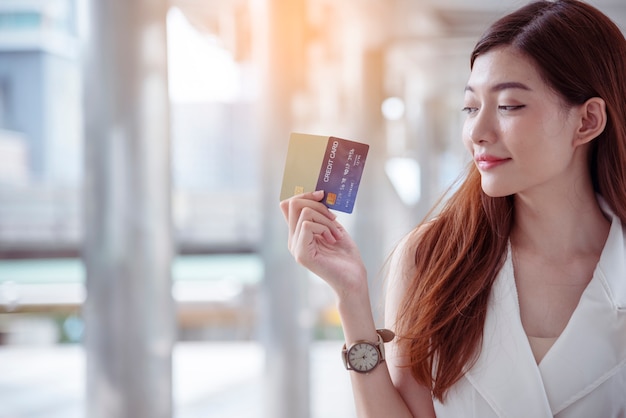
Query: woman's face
462 47 584 198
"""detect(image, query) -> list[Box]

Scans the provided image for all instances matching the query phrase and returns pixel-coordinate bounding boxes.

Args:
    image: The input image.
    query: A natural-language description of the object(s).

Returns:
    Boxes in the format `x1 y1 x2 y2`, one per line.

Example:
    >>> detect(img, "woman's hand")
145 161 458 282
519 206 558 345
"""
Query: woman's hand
279 190 367 298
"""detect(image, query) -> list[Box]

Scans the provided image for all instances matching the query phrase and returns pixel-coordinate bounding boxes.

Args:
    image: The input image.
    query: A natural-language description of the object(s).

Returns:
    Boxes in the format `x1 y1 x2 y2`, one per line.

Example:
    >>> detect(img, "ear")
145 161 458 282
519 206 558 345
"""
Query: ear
573 97 607 146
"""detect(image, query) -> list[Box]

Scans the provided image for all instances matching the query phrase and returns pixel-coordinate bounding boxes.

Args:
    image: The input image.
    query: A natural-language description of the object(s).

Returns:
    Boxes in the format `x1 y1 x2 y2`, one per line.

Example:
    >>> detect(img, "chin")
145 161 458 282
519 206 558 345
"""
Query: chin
480 182 514 198
483 191 511 198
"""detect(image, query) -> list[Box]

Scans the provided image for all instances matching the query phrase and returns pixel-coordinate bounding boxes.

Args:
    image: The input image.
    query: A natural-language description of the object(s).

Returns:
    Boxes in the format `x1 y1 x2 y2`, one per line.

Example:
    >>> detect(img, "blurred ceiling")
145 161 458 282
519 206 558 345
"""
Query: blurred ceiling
171 0 626 42
168 0 626 106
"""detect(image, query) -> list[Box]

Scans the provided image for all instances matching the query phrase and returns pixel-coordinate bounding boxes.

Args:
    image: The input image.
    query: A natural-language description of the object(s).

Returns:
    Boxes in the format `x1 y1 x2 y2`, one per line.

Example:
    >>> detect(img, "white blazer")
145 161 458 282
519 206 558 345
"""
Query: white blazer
434 203 626 418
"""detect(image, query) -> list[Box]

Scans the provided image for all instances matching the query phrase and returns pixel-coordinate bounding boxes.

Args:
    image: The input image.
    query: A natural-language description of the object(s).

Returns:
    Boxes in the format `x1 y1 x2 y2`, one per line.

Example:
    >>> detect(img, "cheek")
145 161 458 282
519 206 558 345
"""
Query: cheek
462 124 473 153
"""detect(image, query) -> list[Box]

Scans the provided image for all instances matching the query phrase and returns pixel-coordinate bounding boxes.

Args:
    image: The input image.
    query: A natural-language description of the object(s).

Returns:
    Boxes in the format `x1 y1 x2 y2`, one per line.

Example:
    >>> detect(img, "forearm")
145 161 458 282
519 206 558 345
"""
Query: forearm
336 287 414 418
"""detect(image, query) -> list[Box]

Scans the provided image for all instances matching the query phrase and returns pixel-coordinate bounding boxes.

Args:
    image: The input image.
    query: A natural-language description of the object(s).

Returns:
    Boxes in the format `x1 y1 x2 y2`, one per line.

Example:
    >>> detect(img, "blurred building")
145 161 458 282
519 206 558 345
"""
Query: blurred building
0 0 82 187
0 1 264 255
0 0 82 256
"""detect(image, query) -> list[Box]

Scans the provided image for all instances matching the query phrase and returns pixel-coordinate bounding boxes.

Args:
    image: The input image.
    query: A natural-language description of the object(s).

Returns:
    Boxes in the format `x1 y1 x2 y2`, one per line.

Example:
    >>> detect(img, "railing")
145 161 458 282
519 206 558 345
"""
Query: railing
0 254 264 343
0 186 263 254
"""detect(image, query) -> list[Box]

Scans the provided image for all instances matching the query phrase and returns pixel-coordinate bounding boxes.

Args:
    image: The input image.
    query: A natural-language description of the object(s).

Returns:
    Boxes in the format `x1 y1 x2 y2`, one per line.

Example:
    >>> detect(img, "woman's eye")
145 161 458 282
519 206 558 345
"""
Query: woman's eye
462 104 525 115
498 105 525 111
462 106 478 115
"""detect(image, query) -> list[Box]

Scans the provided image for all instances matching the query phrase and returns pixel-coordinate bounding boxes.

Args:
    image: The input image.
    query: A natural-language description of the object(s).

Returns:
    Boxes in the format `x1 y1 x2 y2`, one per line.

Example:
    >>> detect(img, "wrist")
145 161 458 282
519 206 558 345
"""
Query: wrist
335 288 378 345
334 266 369 305
335 284 371 321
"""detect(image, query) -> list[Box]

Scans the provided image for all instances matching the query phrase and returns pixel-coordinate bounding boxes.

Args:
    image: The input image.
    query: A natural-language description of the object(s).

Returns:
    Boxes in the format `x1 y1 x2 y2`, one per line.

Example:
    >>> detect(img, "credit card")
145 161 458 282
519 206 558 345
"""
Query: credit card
280 133 369 213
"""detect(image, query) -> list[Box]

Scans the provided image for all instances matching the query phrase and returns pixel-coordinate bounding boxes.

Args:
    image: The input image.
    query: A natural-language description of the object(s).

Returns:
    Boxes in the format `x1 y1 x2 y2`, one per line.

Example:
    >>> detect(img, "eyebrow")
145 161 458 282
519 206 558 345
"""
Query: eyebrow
464 81 532 93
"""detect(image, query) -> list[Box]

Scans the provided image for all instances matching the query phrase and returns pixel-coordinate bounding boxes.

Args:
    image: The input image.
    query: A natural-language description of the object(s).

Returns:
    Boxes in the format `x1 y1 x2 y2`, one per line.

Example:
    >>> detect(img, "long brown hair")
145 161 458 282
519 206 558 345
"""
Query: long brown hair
395 0 626 401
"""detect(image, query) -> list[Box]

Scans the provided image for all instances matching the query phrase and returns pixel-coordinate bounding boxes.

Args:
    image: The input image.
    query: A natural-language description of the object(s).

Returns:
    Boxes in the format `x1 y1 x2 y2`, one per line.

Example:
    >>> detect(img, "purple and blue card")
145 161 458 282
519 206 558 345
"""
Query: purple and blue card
280 133 369 213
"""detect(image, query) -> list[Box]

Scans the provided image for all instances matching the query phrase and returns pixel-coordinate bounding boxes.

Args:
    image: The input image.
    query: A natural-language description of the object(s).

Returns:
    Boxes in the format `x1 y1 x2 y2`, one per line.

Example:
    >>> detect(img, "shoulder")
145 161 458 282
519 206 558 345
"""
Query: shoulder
386 221 436 289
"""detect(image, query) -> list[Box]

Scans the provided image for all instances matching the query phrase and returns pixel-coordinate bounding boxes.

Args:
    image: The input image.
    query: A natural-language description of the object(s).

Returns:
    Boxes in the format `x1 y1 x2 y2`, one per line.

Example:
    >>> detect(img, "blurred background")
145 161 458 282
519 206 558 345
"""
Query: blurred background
0 0 624 417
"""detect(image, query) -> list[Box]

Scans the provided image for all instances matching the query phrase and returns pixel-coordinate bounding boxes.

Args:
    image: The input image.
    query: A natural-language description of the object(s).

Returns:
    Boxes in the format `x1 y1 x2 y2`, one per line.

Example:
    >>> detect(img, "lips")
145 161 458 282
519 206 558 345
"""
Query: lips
474 154 511 170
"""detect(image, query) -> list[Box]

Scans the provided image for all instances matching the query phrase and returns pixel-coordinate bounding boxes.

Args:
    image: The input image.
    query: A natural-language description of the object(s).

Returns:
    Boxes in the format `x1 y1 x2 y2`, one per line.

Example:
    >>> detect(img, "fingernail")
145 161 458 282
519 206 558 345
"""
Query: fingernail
313 190 324 198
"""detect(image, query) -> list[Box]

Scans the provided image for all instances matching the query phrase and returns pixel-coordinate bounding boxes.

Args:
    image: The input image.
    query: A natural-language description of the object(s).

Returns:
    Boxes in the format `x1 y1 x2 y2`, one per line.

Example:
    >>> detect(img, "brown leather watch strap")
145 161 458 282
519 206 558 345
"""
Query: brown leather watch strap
376 328 395 343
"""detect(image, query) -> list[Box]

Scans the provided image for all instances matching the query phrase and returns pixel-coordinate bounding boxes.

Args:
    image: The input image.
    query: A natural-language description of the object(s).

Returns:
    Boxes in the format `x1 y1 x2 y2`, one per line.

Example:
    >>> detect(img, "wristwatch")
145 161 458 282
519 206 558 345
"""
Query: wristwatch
342 329 395 373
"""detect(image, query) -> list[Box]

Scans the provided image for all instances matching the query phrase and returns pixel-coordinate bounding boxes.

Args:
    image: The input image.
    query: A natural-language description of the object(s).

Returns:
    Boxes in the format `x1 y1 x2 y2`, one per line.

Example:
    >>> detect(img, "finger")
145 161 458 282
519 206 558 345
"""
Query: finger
300 189 325 202
292 206 343 249
283 197 334 244
290 208 342 253
280 190 336 224
291 219 338 263
309 207 343 240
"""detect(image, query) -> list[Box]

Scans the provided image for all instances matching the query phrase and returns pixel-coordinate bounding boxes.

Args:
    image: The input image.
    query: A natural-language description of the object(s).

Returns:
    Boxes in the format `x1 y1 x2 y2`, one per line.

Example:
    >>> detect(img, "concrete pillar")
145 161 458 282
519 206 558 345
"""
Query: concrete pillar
255 0 311 417
80 0 175 417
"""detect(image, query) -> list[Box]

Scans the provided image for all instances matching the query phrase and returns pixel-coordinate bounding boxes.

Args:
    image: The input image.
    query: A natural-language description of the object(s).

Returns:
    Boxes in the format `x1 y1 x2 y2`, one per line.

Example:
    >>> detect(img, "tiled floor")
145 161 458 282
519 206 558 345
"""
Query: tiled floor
0 341 356 418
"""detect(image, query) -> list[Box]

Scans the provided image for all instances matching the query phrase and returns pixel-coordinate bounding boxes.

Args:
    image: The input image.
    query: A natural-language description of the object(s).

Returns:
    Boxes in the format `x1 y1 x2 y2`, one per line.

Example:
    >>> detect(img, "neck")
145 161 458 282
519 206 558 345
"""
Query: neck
510 187 610 260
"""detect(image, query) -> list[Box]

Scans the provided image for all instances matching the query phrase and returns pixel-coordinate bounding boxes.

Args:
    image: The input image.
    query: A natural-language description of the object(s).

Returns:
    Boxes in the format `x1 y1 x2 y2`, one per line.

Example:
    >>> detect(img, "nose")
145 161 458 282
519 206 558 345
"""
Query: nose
466 109 497 144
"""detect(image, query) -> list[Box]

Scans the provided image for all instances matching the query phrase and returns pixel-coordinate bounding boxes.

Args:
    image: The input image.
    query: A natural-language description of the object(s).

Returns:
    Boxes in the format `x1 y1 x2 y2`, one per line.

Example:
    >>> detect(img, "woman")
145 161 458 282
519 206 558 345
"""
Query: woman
280 1 626 416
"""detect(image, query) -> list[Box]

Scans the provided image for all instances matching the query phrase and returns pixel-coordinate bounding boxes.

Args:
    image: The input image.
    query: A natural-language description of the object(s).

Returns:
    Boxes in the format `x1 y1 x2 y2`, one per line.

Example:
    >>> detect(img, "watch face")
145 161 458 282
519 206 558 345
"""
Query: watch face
347 342 380 373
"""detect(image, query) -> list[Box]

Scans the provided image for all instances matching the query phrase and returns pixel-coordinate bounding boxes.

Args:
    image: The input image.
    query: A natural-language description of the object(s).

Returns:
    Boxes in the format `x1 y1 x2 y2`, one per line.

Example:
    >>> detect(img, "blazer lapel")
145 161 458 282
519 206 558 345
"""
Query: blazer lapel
538 210 626 415
464 247 554 418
